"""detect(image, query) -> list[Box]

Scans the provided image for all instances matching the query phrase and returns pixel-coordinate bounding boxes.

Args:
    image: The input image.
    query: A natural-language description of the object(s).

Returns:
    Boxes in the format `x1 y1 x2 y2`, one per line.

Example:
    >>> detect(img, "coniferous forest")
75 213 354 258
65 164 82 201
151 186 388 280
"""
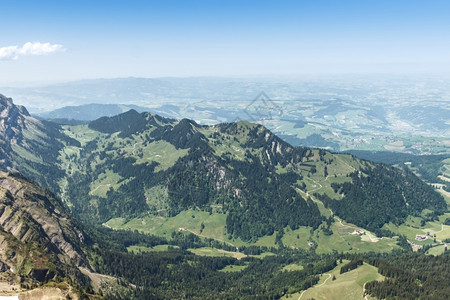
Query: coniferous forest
90 227 450 299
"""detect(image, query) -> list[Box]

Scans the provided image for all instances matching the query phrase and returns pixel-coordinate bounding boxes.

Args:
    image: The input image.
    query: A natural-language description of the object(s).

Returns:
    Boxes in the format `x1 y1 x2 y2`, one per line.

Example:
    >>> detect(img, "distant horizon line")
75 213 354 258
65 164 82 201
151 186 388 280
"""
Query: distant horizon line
3 71 450 87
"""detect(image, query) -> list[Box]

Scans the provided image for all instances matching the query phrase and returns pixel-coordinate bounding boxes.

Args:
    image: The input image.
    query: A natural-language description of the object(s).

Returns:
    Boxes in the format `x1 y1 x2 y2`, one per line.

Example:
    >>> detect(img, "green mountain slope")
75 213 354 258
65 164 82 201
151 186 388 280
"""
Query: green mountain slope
318 165 446 233
0 94 79 193
0 95 447 245
347 150 450 193
57 111 446 242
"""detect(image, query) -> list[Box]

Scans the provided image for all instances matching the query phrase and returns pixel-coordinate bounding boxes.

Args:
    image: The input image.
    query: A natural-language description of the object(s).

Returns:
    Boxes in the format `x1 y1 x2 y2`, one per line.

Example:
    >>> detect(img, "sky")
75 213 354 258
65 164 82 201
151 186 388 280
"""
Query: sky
1 0 450 83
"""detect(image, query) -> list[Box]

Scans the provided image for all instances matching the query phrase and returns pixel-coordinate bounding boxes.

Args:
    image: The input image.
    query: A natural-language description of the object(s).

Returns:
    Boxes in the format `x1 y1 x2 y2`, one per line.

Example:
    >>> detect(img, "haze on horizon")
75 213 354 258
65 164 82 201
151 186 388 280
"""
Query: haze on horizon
1 0 450 84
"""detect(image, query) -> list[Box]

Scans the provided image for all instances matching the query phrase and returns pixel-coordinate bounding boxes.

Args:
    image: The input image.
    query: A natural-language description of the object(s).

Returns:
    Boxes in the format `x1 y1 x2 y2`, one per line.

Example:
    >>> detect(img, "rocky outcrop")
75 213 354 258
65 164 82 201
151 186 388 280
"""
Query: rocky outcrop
0 94 31 142
0 172 87 272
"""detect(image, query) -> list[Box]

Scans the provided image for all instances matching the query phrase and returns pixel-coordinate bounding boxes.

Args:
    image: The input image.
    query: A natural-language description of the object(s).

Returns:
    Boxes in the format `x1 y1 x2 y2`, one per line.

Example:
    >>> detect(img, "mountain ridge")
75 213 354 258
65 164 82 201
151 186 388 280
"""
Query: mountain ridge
0 171 91 291
0 94 447 245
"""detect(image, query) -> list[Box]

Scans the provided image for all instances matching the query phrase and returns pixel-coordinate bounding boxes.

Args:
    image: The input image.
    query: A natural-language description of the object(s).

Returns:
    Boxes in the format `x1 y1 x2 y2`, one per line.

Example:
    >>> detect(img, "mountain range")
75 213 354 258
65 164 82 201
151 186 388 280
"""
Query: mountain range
0 93 446 241
1 92 449 298
5 77 449 154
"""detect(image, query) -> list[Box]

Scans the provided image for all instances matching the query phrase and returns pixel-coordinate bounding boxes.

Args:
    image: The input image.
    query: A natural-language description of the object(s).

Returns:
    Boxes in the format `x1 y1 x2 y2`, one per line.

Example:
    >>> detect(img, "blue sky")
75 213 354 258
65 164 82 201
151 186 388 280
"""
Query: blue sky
1 0 449 83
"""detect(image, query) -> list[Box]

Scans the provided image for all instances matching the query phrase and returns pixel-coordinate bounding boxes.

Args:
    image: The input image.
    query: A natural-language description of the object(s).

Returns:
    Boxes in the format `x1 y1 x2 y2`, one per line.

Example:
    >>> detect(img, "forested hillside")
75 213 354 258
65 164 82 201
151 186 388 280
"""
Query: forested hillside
0 95 447 244
318 166 446 234
1 95 449 299
365 254 450 299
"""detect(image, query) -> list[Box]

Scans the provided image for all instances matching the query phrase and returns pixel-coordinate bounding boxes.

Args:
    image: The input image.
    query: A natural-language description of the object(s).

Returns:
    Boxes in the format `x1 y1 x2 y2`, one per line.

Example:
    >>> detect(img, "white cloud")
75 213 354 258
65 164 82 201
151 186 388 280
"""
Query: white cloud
0 46 20 60
0 42 65 60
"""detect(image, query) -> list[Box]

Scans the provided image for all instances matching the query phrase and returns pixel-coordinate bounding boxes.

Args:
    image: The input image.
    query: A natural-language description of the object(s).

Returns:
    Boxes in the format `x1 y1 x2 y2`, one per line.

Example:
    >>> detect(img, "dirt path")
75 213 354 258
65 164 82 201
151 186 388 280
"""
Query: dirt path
316 274 332 287
298 274 331 300
336 156 356 174
297 289 307 300
90 183 111 194
295 187 334 217
306 177 323 194
363 282 368 300
337 217 352 228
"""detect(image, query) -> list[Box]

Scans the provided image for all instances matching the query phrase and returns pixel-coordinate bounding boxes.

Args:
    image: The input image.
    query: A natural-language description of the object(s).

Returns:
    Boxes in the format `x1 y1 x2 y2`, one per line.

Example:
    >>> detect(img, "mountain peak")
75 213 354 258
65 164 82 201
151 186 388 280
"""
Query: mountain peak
0 93 30 118
0 94 33 142
88 109 147 137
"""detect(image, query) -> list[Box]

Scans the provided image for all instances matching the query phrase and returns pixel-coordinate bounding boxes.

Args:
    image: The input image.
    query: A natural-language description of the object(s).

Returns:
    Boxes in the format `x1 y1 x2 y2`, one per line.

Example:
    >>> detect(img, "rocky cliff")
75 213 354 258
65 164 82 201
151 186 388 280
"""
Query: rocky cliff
0 171 88 287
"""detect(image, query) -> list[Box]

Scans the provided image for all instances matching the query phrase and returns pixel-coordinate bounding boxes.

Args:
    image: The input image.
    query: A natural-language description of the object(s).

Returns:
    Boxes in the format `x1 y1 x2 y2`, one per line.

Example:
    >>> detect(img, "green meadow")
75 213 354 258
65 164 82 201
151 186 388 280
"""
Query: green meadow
284 260 383 300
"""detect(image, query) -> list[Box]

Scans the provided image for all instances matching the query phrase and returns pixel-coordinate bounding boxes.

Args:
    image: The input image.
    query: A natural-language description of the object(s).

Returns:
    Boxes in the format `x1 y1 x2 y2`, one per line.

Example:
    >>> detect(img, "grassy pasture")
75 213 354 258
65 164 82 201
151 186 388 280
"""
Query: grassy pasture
284 260 383 300
282 263 304 272
104 209 282 249
219 263 248 272
426 244 447 256
127 244 178 253
188 247 246 259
